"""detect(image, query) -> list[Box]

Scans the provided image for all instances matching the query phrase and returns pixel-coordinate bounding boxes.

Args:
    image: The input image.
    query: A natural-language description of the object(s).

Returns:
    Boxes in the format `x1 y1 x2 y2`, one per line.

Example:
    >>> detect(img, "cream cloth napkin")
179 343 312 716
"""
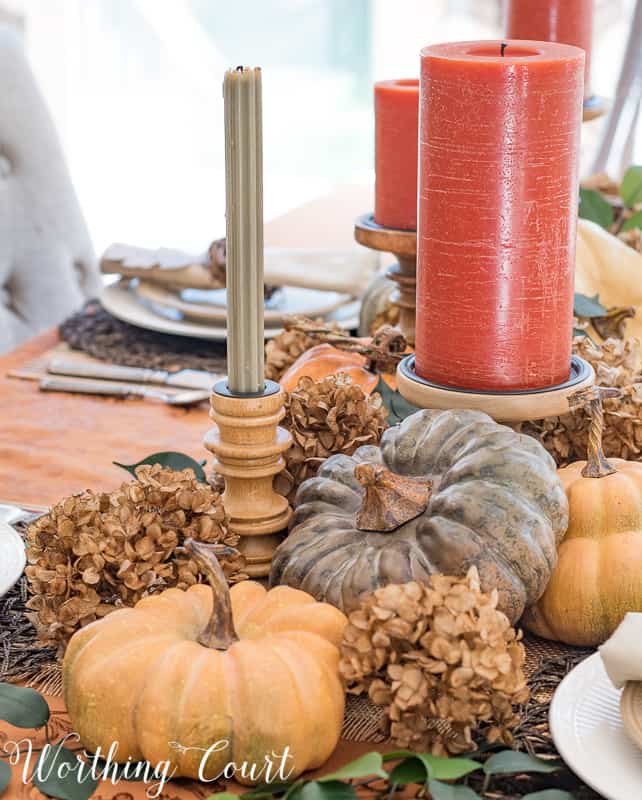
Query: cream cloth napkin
600 613 642 688
101 243 379 296
576 218 642 345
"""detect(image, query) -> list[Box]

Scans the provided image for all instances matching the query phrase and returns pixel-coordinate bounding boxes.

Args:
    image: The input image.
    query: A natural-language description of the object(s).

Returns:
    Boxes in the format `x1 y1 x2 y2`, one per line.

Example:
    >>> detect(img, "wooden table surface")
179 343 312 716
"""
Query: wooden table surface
0 329 212 507
0 184 374 508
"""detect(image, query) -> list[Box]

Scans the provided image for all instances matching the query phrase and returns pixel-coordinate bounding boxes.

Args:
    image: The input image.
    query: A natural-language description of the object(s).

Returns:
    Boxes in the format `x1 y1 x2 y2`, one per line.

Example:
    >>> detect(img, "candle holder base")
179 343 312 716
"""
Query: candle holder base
204 379 293 577
354 213 417 345
396 355 595 423
583 95 609 122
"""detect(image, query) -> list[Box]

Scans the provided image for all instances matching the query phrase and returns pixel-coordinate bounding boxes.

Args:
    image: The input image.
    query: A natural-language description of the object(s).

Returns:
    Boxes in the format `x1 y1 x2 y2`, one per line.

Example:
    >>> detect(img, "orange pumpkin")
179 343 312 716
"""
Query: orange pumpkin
523 391 642 646
63 541 347 784
280 343 379 394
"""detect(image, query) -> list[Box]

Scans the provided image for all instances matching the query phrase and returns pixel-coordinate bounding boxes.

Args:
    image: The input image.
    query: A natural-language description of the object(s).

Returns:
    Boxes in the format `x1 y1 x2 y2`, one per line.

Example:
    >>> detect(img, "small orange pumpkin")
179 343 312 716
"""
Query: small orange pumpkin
523 389 642 646
63 541 347 784
280 343 379 394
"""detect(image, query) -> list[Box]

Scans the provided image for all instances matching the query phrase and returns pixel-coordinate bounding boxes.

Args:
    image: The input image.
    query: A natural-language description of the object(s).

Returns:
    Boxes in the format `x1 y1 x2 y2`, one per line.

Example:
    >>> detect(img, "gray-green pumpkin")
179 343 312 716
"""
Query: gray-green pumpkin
270 409 568 623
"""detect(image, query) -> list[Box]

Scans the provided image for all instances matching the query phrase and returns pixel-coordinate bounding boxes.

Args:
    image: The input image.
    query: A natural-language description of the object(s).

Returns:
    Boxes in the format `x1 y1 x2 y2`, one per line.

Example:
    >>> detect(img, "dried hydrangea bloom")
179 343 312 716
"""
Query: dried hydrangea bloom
278 373 386 501
516 336 642 464
25 464 246 652
339 568 529 755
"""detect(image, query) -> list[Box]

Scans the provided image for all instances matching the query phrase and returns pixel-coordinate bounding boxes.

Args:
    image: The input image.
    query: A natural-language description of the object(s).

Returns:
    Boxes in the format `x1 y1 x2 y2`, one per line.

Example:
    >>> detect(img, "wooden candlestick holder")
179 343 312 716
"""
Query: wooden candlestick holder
355 213 417 345
396 354 595 423
204 379 293 578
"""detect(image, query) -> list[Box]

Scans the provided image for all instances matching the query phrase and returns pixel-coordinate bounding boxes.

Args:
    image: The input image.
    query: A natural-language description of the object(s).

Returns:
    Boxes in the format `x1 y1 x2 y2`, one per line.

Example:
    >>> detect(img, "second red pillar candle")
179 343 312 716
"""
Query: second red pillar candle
416 41 584 392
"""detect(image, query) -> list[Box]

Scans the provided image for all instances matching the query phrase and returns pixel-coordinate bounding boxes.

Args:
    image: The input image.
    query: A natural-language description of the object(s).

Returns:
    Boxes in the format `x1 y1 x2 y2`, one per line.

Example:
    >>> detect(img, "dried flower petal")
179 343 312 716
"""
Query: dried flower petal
339 567 529 755
281 374 387 501
25 465 247 653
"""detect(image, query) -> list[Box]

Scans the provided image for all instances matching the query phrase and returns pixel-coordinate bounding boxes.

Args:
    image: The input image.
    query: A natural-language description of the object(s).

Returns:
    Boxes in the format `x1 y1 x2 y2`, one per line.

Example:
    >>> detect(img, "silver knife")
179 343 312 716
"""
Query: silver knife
39 377 210 406
48 358 217 390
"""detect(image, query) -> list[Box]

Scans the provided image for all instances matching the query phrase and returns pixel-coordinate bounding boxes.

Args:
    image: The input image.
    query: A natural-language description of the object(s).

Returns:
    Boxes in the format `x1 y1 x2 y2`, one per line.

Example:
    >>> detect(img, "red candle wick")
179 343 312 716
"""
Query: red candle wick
500 42 508 56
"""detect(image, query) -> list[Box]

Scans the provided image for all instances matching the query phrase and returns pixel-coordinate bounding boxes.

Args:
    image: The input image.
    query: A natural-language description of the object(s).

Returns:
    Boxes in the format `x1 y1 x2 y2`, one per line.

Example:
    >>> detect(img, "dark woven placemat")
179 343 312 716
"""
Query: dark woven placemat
60 300 227 373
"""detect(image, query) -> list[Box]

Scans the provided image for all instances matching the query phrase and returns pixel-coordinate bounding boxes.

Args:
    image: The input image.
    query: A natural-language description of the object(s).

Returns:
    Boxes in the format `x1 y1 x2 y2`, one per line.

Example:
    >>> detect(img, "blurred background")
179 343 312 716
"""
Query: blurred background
1 0 637 252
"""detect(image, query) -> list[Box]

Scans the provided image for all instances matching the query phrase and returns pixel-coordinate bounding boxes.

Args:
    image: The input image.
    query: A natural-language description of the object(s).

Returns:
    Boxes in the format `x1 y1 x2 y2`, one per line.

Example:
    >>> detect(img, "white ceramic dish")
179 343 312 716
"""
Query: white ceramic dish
550 651 642 800
134 281 352 325
100 282 360 341
0 519 26 597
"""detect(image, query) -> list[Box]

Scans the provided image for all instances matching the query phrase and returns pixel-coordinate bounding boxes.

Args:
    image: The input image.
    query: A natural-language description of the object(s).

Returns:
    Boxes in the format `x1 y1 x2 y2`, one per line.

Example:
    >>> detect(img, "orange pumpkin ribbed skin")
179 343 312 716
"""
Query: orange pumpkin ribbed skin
280 344 378 394
523 458 642 647
62 582 347 784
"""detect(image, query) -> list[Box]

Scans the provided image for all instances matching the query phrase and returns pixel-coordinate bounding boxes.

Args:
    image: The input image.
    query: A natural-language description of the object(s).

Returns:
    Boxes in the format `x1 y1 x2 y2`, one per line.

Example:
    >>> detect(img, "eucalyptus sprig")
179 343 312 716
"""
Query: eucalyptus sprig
209 749 571 800
580 164 642 235
0 682 573 800
0 682 98 800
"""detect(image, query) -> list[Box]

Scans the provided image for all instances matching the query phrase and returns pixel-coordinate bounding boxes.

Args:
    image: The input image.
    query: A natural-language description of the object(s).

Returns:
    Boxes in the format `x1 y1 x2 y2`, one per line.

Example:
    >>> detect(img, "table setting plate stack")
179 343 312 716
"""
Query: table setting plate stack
99 241 372 341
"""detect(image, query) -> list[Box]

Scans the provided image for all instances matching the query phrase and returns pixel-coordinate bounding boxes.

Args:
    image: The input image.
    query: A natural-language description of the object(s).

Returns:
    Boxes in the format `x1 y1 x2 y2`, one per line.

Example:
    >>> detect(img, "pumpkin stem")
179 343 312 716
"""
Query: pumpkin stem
182 538 239 650
354 463 432 532
568 387 619 479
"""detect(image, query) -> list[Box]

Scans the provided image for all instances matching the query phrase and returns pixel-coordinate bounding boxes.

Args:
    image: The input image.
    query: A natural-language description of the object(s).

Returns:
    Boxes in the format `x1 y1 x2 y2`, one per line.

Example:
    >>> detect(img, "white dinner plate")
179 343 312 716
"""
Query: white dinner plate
100 282 360 341
550 651 642 800
0 520 26 598
134 282 352 325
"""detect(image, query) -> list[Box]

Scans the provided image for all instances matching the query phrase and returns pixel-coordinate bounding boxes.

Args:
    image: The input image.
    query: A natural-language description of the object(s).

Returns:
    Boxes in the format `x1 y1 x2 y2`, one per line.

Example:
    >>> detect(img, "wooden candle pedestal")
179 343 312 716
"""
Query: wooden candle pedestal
355 213 416 345
204 379 293 578
396 355 595 423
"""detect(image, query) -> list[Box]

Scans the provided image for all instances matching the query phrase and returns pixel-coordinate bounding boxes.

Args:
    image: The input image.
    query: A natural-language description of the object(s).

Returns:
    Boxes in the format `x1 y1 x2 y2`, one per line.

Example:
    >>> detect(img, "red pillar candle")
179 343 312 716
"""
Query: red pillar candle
374 79 419 230
506 0 593 98
416 41 584 392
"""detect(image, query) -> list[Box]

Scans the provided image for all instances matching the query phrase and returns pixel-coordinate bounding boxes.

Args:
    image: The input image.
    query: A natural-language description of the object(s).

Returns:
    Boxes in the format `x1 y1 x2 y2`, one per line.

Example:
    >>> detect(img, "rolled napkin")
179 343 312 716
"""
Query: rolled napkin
101 242 220 289
600 613 642 688
576 218 642 343
101 241 379 297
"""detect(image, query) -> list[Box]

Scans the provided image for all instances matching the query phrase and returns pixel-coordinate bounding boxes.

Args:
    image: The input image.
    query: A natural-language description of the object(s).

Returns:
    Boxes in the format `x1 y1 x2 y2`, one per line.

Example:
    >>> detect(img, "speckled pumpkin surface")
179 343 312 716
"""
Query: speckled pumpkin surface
63 543 347 785
270 409 569 623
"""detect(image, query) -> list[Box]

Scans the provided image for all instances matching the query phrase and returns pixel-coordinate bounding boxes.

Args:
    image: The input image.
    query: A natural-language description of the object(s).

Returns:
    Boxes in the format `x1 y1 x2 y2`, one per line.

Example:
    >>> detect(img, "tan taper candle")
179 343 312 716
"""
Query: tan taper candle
224 66 264 394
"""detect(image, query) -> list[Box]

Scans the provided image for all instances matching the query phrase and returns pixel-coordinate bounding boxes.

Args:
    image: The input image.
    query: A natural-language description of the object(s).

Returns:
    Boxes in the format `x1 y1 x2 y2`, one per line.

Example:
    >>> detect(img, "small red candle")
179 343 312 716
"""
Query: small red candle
416 41 584 392
506 0 593 98
374 79 419 231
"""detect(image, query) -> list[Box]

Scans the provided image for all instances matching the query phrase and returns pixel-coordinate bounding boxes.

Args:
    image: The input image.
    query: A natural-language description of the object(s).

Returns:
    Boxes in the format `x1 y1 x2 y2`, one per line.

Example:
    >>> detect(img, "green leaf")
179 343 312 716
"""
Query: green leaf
388 758 428 785
388 754 480 786
579 188 614 228
427 780 481 800
573 292 607 319
318 752 387 782
113 451 207 482
242 784 294 799
387 754 481 787
208 794 240 800
621 165 642 207
289 781 356 800
382 749 417 761
32 745 99 800
375 378 420 426
0 761 11 796
483 751 561 776
424 755 480 781
620 209 642 232
0 683 50 729
522 791 576 800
